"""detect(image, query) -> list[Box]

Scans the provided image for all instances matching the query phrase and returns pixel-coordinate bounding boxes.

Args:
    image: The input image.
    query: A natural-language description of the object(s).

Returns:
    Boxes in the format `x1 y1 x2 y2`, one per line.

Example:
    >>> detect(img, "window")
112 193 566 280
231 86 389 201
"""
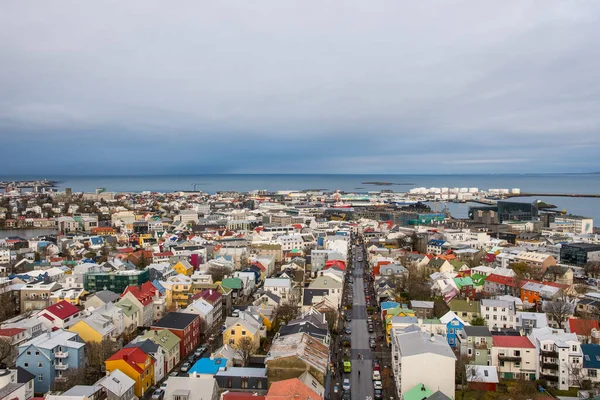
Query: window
38 375 43 381
241 377 249 389
26 351 31 356
572 345 578 352
38 362 42 368
514 350 520 357
35 351 39 356
241 331 246 336
229 339 235 345
500 361 504 367
449 328 454 334
24 362 28 367
590 369 598 377
515 362 521 368
231 330 235 335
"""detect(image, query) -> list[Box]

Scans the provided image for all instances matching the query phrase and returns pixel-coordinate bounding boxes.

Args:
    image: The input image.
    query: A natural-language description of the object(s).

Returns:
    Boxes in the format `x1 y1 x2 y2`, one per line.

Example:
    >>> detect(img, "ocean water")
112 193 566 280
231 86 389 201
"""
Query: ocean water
1 173 599 226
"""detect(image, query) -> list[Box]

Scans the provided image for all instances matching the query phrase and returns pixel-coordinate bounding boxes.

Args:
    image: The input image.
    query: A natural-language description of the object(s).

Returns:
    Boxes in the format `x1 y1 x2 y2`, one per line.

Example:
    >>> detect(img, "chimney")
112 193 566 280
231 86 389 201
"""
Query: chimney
421 384 426 391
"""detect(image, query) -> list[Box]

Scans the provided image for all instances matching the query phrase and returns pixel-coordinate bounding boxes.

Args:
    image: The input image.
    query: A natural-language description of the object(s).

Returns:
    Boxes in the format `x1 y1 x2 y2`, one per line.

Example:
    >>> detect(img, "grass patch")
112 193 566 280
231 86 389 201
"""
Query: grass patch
549 387 579 397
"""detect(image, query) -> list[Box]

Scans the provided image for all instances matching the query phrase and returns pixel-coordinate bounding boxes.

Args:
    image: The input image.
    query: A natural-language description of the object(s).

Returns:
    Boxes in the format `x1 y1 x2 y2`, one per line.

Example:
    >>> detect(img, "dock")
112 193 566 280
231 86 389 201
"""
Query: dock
506 193 600 198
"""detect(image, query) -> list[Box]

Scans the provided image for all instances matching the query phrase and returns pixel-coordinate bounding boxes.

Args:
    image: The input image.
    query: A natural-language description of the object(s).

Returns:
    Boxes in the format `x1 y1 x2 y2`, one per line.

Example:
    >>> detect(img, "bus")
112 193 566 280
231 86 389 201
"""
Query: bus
343 361 352 373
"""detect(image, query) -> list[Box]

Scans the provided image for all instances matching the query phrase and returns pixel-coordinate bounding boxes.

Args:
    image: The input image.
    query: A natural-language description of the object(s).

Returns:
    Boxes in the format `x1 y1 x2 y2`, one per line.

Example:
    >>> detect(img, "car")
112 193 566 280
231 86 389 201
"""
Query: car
160 382 167 390
151 389 164 400
373 381 383 390
368 324 374 332
372 362 380 372
180 362 191 372
346 315 352 322
342 391 351 400
367 317 373 323
169 371 179 377
358 257 363 262
372 371 381 381
374 389 383 400
342 379 351 391
187 355 196 363
345 327 352 334
333 385 339 394
369 339 376 349
194 345 206 358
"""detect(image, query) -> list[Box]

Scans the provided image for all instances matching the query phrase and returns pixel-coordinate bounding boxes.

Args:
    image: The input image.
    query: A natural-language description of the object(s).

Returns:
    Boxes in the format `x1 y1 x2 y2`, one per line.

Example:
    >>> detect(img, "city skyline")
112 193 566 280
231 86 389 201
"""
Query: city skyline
1 1 600 174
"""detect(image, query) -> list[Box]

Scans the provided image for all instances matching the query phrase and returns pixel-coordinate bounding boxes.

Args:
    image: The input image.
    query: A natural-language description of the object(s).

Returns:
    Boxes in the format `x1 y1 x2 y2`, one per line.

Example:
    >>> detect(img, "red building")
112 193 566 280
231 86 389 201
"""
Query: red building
151 312 201 358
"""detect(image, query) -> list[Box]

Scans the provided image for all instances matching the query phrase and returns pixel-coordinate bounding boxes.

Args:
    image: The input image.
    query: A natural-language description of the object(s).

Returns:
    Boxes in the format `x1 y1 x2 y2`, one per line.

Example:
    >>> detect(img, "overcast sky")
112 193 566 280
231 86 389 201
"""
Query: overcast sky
1 1 599 175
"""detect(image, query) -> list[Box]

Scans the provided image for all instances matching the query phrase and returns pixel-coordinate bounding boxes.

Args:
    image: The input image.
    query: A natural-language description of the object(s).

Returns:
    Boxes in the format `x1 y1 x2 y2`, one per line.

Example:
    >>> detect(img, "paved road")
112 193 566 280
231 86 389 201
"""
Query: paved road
350 245 375 400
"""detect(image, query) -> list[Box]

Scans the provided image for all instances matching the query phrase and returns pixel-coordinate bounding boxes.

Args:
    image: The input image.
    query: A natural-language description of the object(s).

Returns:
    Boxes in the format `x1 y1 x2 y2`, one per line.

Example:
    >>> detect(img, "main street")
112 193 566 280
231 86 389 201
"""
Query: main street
350 244 375 400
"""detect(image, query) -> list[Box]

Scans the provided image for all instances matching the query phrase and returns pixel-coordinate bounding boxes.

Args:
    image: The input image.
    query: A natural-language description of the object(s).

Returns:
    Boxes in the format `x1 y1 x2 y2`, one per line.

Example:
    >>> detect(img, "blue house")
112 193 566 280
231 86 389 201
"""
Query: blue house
581 344 600 380
16 329 85 394
189 357 227 376
440 311 467 348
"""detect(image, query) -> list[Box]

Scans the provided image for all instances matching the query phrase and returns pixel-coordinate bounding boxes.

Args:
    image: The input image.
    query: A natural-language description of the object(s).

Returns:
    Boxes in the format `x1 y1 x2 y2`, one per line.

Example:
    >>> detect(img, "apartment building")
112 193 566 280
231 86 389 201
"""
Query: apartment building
457 326 493 366
490 336 536 380
480 299 517 330
514 252 556 275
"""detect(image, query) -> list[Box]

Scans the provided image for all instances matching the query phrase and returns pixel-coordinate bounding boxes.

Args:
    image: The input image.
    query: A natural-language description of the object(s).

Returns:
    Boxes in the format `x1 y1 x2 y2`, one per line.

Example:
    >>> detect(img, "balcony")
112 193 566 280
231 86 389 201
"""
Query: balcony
54 351 69 358
540 373 559 382
541 350 558 358
55 363 69 370
474 342 489 350
498 355 521 362
542 362 559 371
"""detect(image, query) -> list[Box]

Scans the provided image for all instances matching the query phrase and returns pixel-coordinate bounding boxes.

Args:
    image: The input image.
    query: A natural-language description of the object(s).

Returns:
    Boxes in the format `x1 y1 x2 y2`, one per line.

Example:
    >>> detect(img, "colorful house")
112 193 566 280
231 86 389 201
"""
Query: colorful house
105 347 155 397
223 312 263 351
68 313 115 343
151 312 201 358
440 311 467 347
172 260 194 277
454 277 476 299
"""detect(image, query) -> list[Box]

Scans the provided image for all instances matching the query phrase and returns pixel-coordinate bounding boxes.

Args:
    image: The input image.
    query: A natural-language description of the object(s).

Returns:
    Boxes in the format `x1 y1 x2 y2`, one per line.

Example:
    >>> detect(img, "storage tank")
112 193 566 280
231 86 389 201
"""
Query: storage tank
511 188 521 194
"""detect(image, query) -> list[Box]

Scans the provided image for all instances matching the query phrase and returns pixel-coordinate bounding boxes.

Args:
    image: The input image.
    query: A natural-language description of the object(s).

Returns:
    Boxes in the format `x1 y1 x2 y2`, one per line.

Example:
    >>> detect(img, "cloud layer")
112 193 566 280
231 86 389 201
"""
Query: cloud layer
1 1 599 174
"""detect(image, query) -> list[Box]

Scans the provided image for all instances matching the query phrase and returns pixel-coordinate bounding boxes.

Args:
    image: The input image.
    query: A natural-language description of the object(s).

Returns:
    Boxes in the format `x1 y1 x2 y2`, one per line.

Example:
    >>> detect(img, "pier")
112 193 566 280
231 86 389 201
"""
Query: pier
506 193 600 198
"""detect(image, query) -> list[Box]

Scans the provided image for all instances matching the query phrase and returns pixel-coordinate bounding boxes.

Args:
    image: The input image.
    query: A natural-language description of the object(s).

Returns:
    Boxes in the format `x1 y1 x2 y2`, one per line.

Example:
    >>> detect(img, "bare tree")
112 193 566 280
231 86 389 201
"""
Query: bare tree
208 265 232 282
584 261 600 279
236 337 255 367
51 368 89 391
543 292 575 329
0 337 13 365
323 309 339 333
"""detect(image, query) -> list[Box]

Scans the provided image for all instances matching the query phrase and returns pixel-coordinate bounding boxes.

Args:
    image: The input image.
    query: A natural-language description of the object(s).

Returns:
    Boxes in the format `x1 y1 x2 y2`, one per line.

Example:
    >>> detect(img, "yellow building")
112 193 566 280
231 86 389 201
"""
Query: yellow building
69 313 114 343
173 260 194 277
223 314 262 351
49 288 87 306
105 347 155 397
385 308 416 343
163 279 193 309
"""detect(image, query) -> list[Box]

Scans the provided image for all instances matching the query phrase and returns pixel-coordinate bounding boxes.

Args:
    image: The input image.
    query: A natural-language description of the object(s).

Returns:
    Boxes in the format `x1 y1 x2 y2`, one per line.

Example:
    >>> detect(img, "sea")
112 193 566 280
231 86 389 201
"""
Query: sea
1 173 599 237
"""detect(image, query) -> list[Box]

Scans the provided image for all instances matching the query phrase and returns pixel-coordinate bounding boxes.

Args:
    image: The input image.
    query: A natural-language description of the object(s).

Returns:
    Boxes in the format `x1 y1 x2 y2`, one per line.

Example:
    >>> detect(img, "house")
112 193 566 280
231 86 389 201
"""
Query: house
516 312 548 335
308 275 343 307
457 326 493 366
114 298 141 335
568 318 600 344
162 275 193 309
183 298 218 330
253 292 281 308
439 311 467 348
514 252 556 275
188 358 227 376
263 278 293 303
220 278 244 302
265 377 323 400
265 332 329 385
278 311 330 346
151 312 201 359
125 339 165 385
49 288 86 306
162 375 219 400
0 366 35 400
448 299 480 323
138 328 181 374
105 346 155 397
490 335 536 380
465 365 499 392
480 299 517 330
121 284 156 327
36 300 82 331
483 274 520 297
580 344 600 385
68 312 116 343
97 369 136 400
223 312 264 352
529 327 582 390
19 281 62 312
427 240 448 256
16 330 85 394
453 277 476 299
409 301 434 319
84 290 120 309
214 367 268 392
195 289 223 326
390 329 456 399
427 257 453 274
0 328 30 366
173 260 194 277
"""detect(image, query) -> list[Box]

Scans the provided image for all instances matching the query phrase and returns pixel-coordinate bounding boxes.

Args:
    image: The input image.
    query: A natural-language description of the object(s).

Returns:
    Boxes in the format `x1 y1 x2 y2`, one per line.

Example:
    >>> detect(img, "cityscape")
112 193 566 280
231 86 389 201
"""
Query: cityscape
2 2 600 400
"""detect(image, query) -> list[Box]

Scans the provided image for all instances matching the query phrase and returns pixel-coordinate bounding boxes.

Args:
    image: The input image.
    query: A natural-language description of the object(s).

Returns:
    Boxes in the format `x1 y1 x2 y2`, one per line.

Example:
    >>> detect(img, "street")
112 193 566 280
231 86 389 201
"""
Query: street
350 245 375 400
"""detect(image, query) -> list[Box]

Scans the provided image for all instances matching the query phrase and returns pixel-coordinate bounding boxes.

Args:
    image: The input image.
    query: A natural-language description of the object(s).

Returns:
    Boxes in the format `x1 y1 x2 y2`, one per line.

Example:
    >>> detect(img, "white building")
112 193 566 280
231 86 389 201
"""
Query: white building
263 278 293 302
277 234 304 252
480 299 517 330
552 215 594 235
391 329 456 399
529 327 582 390
490 336 537 380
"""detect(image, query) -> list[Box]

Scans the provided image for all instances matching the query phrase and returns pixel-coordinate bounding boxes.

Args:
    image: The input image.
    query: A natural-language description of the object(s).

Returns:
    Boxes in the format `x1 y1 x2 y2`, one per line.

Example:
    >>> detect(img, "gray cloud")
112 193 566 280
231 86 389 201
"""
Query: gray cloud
1 0 599 174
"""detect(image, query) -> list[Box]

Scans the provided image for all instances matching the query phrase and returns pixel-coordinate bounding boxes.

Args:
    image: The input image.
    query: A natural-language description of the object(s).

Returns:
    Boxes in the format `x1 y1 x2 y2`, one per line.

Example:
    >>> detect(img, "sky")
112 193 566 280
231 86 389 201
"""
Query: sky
1 1 600 175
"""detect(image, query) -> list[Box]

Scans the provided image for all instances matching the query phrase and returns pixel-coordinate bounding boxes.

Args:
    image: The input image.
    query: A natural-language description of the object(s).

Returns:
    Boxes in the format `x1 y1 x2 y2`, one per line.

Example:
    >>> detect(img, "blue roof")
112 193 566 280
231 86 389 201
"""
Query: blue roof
381 301 399 310
189 357 227 375
151 280 166 295
428 239 445 246
90 237 104 245
581 344 600 369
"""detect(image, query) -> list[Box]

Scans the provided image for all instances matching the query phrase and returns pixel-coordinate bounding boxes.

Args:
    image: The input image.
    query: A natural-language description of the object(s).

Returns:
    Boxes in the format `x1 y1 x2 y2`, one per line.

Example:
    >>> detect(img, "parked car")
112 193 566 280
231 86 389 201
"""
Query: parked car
180 362 191 372
346 315 352 322
169 371 179 377
374 389 383 400
160 382 167 390
342 391 351 400
372 362 380 372
345 327 352 334
151 389 164 400
368 324 374 332
372 371 381 381
343 379 351 391
194 345 206 358
373 381 383 390
369 339 376 349
367 317 373 324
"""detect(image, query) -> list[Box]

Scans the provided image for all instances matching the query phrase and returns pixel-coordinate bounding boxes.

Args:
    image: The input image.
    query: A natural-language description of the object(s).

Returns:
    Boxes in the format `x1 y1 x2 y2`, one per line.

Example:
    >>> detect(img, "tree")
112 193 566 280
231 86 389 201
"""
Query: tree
470 316 486 326
0 337 13 365
0 291 18 322
433 300 449 319
584 261 600 279
543 292 575 329
51 368 89 391
275 302 299 325
323 309 339 334
208 265 232 283
510 261 543 281
236 337 255 367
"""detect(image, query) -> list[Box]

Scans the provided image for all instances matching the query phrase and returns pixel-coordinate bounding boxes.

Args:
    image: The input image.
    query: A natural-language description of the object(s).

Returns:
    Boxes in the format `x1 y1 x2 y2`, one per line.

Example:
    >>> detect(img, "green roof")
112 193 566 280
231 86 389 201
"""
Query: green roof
450 260 467 270
470 273 487 286
422 318 442 325
141 329 181 351
403 383 433 400
453 277 474 288
449 299 480 313
115 298 140 317
221 277 243 290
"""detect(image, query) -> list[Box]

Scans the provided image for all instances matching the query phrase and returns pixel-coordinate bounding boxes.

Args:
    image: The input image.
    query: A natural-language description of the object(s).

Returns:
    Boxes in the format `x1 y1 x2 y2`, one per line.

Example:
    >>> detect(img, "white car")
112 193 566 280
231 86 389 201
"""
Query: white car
372 371 381 381
373 381 383 390
343 379 351 391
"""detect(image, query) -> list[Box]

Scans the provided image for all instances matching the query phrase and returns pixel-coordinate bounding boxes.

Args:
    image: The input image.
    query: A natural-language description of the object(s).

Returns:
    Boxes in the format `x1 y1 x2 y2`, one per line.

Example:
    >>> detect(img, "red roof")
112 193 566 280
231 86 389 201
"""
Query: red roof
199 289 222 303
324 260 346 271
542 281 569 290
224 393 265 400
485 274 519 288
122 285 154 306
251 262 266 271
42 300 80 320
569 318 600 336
107 347 154 373
292 224 303 229
492 336 535 348
154 252 173 257
118 247 135 253
0 328 25 337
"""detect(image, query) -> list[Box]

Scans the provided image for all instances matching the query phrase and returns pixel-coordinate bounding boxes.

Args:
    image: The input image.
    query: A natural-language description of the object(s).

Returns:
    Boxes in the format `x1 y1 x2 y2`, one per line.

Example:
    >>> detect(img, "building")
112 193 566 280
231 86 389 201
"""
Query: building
497 201 538 223
580 344 600 385
151 312 201 359
513 252 556 275
265 377 322 400
68 312 116 343
162 376 219 400
214 367 268 392
37 300 82 330
480 299 517 330
552 215 594 235
19 282 62 312
448 299 480 323
0 366 35 400
97 369 136 400
138 328 181 374
560 243 600 267
490 336 536 380
16 330 85 394
105 347 155 397
223 312 264 352
410 301 435 319
516 312 548 335
390 329 456 399
457 326 493 366
529 327 582 390
439 311 466 348
84 270 150 294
